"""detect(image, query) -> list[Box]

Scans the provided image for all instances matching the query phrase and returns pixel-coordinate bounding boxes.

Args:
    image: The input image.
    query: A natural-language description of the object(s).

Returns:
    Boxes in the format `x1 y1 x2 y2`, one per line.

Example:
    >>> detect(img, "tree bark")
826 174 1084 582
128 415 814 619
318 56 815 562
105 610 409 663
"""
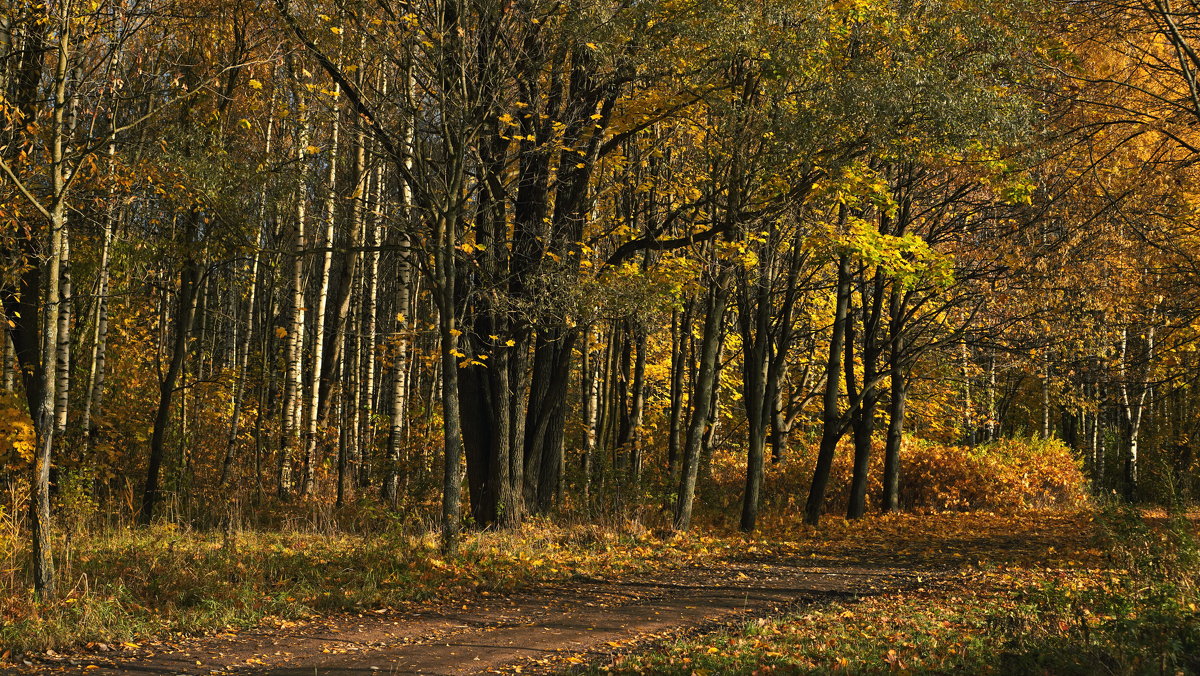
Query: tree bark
881 287 907 514
674 266 730 531
804 252 852 527
279 77 310 498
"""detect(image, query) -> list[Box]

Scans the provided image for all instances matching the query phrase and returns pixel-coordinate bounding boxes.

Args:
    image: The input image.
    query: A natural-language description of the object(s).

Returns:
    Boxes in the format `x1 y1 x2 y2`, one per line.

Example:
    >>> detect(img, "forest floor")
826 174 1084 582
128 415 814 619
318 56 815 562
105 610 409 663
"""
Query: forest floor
0 510 1115 675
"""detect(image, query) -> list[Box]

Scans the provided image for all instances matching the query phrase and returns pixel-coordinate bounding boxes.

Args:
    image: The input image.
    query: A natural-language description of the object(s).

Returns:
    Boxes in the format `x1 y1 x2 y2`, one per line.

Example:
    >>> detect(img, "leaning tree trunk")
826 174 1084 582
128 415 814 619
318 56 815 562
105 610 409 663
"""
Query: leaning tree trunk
141 254 200 525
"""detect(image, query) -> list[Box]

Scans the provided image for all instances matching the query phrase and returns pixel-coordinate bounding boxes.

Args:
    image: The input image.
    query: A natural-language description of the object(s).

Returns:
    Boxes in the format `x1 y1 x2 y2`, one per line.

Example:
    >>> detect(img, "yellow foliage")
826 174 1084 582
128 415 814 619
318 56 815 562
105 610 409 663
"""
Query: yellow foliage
0 393 35 472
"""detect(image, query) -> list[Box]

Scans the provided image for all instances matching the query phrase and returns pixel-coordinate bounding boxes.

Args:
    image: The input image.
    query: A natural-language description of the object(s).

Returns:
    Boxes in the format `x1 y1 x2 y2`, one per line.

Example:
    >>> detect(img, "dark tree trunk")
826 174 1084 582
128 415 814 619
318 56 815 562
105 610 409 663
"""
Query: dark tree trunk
804 252 851 527
847 270 885 520
674 268 730 531
881 287 907 514
667 304 692 477
737 270 771 532
141 257 200 525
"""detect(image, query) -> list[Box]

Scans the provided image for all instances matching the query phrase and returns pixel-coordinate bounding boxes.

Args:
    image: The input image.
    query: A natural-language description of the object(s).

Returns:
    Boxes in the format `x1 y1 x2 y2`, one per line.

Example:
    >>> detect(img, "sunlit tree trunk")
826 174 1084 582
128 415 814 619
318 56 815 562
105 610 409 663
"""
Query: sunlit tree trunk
54 231 70 440
280 76 310 498
581 327 600 504
986 351 996 443
360 162 385 491
1041 351 1051 440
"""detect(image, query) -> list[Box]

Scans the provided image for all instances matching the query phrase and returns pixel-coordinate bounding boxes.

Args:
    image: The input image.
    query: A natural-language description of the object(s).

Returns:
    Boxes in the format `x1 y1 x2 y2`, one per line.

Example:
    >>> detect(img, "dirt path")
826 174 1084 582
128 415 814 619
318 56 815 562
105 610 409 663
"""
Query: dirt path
4 512 1098 676
7 559 923 676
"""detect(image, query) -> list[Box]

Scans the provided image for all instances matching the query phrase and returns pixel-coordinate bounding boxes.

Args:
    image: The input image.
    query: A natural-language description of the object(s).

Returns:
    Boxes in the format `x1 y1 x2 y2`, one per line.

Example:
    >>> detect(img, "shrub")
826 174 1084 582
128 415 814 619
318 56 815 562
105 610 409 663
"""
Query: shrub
731 434 1089 519
900 437 1088 513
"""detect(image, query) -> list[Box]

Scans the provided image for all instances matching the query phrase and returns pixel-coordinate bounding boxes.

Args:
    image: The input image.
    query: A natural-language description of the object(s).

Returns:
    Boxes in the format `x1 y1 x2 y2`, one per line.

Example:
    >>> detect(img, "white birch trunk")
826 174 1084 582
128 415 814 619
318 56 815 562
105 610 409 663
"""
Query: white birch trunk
302 89 339 497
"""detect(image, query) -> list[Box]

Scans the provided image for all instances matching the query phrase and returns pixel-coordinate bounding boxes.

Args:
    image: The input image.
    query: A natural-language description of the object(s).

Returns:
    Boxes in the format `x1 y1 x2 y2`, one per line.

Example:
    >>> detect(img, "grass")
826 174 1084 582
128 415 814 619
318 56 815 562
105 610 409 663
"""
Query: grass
595 505 1200 675
0 505 1092 657
0 517 733 654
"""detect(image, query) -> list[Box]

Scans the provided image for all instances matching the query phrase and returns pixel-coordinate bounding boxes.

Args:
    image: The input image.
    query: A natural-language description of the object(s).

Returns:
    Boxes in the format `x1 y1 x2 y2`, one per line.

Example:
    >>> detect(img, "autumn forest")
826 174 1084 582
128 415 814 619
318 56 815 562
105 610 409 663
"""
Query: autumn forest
2 0 1200 673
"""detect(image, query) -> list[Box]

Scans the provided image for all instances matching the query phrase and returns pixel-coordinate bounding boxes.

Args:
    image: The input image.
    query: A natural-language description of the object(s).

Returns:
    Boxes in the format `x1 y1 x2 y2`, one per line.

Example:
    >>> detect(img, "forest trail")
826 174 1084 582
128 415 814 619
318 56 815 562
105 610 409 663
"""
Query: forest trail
6 559 920 676
4 512 1095 676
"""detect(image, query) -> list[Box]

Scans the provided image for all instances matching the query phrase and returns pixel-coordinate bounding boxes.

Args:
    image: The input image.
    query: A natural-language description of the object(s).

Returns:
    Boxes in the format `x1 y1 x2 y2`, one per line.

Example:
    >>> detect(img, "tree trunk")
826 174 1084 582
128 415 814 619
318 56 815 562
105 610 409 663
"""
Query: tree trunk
54 230 70 440
141 256 199 525
581 327 600 504
360 162 385 491
674 267 730 531
221 103 274 488
279 81 310 498
737 270 771 532
880 285 907 514
435 213 464 551
804 252 851 527
1041 351 1051 440
986 351 996 442
667 304 691 477
847 269 885 520
28 18 73 594
81 173 114 456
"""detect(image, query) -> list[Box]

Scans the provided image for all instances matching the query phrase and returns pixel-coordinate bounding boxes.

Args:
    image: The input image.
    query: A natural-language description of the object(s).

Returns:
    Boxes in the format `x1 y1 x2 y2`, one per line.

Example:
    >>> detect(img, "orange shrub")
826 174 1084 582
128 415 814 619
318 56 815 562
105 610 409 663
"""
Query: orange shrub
897 437 1087 513
706 435 1088 521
